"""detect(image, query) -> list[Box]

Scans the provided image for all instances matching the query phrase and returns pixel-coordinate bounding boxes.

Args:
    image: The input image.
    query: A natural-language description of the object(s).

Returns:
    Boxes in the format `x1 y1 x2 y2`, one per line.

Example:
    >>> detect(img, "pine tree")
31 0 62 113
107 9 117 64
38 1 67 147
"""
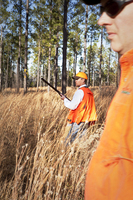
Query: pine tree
83 5 88 72
16 0 22 93
99 26 103 91
62 0 69 94
67 0 84 86
87 5 100 85
0 0 9 91
24 0 29 94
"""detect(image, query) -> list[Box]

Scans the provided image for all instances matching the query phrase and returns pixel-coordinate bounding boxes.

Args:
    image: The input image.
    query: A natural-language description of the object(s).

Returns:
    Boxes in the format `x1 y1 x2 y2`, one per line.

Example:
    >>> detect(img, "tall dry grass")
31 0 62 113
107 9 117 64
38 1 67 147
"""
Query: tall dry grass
0 86 117 200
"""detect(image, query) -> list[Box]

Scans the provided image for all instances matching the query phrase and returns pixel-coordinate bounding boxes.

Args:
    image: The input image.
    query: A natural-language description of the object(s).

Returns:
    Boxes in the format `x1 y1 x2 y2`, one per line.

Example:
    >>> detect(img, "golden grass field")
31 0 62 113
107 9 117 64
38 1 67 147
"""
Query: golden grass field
0 86 117 200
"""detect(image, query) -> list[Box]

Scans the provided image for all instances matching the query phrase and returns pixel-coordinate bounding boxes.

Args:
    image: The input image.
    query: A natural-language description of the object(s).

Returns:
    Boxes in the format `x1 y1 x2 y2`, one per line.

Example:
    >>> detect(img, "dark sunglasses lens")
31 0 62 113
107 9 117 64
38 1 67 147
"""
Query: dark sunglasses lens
100 2 120 17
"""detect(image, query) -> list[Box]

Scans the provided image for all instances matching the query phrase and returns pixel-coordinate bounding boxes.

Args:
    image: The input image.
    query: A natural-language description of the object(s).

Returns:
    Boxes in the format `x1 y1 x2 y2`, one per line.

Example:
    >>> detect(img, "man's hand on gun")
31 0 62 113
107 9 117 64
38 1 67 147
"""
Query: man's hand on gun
60 94 66 100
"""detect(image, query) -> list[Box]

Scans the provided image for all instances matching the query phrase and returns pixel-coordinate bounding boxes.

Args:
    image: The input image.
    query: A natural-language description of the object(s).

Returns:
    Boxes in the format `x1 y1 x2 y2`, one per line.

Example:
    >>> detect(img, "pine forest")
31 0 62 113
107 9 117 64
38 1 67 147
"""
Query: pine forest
0 0 120 92
0 0 120 200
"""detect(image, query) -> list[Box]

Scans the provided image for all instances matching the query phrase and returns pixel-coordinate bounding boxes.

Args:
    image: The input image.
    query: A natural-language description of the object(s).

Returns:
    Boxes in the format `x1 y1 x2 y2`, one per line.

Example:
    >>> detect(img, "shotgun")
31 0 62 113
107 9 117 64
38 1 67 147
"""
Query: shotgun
41 77 70 101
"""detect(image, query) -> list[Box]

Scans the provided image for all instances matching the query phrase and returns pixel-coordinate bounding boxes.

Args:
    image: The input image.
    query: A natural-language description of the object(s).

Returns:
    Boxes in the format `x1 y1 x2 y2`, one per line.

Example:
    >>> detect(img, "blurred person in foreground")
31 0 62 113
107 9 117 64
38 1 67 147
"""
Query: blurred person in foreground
82 0 133 199
60 72 97 144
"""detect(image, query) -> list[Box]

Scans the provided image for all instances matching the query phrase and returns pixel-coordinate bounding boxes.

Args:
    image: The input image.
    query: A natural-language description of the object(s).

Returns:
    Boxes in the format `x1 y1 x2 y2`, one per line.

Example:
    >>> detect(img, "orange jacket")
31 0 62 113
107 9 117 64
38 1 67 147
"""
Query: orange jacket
85 49 133 200
67 87 97 124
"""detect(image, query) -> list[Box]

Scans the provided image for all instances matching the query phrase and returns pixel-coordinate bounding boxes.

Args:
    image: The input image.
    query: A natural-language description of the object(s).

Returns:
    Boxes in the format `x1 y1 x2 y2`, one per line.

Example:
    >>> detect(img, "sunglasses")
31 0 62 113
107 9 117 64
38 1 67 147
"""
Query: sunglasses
100 0 133 18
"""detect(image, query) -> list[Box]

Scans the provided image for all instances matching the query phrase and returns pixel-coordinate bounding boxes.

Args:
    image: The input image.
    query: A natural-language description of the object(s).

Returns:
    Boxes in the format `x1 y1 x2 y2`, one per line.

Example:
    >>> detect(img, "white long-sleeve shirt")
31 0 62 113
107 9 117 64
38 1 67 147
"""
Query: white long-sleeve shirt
64 84 87 110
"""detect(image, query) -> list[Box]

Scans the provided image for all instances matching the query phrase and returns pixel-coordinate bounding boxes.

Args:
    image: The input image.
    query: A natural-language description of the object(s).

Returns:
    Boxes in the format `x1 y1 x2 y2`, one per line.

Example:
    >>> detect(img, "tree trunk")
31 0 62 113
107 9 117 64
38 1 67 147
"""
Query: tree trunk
0 26 2 92
37 38 40 91
93 70 95 86
5 47 9 88
73 52 76 87
88 32 92 86
24 0 29 94
10 45 12 89
62 0 68 95
40 63 42 87
2 44 4 88
87 64 90 86
99 27 103 91
67 60 70 86
47 0 52 93
48 45 51 92
83 5 88 72
54 32 59 89
117 54 121 87
44 64 46 86
16 0 22 93
107 47 111 86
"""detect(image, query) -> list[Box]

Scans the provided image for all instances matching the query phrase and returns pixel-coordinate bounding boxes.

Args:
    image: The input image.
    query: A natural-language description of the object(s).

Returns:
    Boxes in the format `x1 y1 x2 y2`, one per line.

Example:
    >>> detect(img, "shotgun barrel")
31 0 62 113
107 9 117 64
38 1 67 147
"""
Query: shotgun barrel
41 77 70 101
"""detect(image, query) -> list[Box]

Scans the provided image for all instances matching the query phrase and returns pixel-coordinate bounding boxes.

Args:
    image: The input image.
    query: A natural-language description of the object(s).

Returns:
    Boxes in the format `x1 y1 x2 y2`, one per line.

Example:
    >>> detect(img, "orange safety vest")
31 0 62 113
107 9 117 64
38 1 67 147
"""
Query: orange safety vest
67 87 97 125
85 49 133 200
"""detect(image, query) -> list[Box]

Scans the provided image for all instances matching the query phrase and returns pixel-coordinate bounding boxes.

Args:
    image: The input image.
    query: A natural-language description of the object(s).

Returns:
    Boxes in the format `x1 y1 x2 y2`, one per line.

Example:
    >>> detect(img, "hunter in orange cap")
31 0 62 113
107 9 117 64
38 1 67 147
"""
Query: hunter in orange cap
82 0 133 200
61 72 97 144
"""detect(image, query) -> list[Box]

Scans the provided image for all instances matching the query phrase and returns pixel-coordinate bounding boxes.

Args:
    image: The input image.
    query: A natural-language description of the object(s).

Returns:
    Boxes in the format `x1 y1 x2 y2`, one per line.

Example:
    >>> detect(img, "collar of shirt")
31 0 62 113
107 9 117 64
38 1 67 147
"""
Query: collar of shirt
78 84 87 89
120 48 133 86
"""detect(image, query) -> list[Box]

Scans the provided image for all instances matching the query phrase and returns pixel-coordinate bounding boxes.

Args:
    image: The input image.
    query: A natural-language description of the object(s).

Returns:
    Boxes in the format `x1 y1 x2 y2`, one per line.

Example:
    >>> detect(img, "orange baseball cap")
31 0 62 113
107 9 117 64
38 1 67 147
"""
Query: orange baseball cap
72 72 88 80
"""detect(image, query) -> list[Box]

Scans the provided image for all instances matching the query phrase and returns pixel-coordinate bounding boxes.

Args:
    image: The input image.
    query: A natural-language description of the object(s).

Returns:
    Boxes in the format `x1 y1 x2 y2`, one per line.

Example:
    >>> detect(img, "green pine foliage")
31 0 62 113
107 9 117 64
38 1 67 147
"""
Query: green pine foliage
0 0 119 89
